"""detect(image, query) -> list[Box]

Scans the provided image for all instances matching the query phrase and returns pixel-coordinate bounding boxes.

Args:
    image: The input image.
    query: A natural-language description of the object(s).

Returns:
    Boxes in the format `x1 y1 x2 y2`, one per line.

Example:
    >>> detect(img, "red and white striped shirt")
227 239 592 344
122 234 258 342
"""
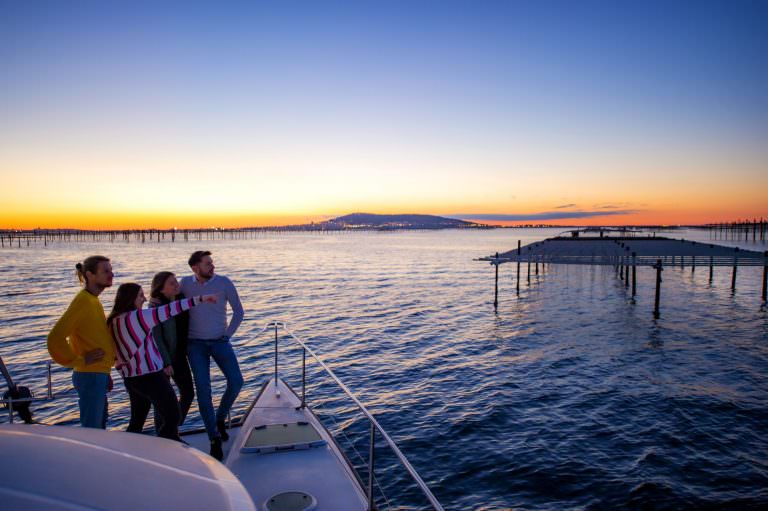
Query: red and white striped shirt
110 296 201 378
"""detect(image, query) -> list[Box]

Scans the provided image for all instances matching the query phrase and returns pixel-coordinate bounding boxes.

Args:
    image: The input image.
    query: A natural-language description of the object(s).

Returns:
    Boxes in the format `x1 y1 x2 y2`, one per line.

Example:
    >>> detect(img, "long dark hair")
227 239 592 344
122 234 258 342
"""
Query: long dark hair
150 271 176 303
107 283 142 327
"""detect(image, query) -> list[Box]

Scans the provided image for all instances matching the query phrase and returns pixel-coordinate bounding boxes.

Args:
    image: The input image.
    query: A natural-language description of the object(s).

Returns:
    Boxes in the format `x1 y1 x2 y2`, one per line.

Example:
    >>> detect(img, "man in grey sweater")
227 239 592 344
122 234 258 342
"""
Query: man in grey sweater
180 250 244 461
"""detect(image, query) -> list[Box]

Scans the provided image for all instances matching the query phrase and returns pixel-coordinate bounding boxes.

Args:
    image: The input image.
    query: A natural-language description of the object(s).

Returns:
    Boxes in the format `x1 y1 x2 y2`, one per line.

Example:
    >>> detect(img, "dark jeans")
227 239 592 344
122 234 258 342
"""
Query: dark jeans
124 370 181 441
188 337 243 440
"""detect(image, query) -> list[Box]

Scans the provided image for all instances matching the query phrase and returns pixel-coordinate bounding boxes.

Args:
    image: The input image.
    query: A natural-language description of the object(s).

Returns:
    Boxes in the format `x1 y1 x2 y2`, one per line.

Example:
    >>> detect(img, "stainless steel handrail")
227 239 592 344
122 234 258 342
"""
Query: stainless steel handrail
255 320 444 511
1 361 55 424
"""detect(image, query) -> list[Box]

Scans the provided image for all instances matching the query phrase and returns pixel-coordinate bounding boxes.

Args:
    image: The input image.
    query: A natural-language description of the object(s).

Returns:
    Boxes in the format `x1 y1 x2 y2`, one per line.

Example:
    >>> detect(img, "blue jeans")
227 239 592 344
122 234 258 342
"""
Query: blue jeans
72 371 108 429
187 337 244 440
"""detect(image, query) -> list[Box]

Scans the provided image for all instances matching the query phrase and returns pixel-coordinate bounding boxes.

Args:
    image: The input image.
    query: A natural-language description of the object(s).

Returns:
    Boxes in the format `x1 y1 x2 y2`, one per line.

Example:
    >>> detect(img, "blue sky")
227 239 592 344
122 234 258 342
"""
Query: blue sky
1 1 766 227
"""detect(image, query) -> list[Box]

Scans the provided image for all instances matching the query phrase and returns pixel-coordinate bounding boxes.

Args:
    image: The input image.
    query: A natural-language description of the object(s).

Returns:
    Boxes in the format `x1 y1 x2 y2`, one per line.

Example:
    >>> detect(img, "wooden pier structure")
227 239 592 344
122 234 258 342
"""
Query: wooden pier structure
0 227 353 248
704 219 766 243
482 234 768 317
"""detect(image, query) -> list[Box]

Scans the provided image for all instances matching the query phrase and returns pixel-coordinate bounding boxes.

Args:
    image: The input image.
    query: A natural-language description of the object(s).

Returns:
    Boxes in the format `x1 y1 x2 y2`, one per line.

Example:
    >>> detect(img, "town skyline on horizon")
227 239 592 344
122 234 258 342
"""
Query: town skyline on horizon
2 2 766 230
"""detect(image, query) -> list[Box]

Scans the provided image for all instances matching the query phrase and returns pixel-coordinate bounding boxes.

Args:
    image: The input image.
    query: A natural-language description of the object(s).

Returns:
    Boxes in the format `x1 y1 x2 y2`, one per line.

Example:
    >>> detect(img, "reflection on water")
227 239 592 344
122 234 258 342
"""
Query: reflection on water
0 228 766 510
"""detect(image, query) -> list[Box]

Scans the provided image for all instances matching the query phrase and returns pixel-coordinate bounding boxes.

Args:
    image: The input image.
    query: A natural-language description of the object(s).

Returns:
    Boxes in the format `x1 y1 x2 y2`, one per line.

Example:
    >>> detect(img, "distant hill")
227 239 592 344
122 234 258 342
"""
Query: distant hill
319 213 481 229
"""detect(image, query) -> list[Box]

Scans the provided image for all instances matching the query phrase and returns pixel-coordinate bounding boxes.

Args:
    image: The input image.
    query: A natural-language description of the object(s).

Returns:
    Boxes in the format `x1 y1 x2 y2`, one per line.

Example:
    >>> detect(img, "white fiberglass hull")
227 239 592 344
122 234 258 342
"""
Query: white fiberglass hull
182 377 368 511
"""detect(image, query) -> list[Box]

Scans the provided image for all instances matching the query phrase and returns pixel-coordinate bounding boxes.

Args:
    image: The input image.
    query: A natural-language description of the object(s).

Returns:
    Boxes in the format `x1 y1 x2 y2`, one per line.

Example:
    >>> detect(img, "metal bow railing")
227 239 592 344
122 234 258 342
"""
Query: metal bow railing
253 320 444 511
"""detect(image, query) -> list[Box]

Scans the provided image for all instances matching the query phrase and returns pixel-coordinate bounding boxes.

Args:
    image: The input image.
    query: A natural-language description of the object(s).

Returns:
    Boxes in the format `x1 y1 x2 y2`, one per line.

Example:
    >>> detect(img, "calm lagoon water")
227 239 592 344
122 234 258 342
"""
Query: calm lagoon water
1 228 766 510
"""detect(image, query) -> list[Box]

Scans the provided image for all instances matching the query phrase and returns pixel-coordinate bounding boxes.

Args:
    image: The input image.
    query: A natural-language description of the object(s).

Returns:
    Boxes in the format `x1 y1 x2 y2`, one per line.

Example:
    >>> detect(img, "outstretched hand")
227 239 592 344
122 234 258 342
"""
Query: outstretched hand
201 294 218 304
84 348 105 365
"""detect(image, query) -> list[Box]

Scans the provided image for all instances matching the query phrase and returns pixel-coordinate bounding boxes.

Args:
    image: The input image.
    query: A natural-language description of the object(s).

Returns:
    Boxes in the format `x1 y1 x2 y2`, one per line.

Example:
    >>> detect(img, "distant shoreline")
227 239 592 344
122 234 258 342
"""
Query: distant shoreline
4 212 765 233
0 225 690 234
0 224 753 233
2 221 764 248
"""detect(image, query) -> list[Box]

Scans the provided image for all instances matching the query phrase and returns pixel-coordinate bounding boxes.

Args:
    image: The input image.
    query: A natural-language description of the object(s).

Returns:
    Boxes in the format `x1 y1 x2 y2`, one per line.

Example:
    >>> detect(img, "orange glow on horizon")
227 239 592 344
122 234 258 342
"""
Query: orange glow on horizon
0 212 330 230
2 205 766 230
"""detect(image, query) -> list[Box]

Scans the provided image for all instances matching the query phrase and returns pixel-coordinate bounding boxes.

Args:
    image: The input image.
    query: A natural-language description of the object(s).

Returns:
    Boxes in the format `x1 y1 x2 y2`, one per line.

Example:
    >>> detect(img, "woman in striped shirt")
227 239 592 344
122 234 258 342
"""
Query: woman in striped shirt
107 282 217 441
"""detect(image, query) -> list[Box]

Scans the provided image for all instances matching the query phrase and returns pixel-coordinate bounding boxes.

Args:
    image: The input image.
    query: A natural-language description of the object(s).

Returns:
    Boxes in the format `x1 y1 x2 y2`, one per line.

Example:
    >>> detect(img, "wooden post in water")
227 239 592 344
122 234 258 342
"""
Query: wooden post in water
732 254 738 291
527 248 531 285
493 252 499 310
631 252 637 298
624 249 630 288
618 243 624 280
516 240 521 296
653 259 663 319
762 251 767 302
709 255 714 283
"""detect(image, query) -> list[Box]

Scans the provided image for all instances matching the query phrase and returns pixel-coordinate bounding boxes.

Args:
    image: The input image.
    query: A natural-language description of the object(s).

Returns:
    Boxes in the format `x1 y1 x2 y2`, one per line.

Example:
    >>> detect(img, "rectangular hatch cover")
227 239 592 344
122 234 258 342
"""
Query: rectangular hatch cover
241 422 327 454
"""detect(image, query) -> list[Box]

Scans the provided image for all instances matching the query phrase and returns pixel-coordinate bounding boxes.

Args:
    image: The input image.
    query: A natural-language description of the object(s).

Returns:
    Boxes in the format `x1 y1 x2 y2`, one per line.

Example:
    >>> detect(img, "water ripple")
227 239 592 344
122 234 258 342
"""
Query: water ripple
0 229 766 509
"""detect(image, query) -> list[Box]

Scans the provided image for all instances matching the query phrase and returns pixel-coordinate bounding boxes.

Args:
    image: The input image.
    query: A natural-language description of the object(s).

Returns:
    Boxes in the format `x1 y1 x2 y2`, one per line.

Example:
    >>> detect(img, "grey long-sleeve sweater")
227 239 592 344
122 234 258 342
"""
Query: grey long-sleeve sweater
179 274 244 340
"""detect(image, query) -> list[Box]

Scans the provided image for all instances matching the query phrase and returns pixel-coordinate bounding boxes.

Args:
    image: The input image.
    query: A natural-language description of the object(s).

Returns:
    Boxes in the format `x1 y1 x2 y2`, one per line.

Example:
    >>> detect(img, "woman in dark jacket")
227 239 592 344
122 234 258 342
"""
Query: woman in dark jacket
150 271 196 425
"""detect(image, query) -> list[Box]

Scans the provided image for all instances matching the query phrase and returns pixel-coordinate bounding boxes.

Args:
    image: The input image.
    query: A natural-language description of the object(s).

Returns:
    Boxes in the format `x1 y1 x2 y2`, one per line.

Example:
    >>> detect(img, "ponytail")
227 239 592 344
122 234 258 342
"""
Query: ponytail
76 256 110 285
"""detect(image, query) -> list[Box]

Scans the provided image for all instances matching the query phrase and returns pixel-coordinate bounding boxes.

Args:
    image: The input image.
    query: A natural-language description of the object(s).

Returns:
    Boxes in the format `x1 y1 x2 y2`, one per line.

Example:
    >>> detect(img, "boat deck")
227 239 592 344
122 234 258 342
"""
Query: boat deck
183 378 368 511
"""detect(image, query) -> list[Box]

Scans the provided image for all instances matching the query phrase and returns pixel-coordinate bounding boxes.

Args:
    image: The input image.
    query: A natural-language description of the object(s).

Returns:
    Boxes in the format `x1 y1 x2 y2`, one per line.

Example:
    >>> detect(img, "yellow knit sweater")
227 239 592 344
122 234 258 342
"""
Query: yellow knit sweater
47 289 115 374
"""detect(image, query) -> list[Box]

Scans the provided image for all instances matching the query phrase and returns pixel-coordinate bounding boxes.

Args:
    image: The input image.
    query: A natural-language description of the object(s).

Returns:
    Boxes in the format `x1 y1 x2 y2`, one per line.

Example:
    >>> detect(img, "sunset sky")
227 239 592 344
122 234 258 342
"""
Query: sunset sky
1 1 766 229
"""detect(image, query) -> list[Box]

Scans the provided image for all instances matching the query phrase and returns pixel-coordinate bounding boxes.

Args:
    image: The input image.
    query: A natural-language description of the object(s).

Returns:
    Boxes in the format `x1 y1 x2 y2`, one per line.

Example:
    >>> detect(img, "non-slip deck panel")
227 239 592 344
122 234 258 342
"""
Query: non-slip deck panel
242 422 326 454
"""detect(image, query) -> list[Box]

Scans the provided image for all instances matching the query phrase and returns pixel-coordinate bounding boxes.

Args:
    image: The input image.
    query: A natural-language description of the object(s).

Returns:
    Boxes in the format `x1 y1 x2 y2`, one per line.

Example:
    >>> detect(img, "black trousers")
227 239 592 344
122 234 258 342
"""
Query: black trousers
124 370 181 441
171 351 195 426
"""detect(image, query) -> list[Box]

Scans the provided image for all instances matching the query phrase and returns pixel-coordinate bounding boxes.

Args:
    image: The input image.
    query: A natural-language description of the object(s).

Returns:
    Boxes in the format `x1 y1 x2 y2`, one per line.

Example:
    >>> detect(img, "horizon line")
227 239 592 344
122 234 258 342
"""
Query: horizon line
2 220 764 232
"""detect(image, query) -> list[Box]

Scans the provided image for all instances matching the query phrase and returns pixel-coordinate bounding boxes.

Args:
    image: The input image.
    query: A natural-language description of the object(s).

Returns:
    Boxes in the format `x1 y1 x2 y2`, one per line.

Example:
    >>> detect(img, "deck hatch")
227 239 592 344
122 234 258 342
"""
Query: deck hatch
242 422 326 454
264 491 318 511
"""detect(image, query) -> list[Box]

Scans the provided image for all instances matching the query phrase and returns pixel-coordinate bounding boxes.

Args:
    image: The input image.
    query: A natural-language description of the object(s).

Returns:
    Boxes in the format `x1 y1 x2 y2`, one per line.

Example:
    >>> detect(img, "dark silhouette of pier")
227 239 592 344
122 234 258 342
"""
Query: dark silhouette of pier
703 218 766 242
0 227 341 248
483 231 768 317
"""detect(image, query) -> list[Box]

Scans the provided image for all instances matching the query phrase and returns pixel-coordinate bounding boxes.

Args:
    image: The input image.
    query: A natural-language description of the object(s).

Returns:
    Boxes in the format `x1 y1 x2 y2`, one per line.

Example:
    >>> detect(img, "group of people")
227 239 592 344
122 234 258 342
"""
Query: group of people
46 250 245 461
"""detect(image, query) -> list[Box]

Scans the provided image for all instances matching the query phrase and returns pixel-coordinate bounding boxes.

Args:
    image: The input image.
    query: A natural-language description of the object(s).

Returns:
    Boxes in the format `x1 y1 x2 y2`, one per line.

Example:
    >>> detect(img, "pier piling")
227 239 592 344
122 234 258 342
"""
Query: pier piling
527 249 531 285
624 249 630 288
516 240 521 296
631 252 637 297
493 253 499 310
763 251 767 302
653 259 663 319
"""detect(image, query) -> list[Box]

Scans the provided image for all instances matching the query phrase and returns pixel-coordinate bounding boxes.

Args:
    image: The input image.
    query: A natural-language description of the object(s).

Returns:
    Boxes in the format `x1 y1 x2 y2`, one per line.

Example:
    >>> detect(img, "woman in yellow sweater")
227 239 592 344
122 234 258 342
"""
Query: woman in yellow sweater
47 255 115 428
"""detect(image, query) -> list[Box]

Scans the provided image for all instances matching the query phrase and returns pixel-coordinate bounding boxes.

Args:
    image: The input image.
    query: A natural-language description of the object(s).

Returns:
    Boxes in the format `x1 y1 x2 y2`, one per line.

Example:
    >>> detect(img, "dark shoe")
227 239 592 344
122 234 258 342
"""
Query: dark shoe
217 419 230 441
210 438 223 461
